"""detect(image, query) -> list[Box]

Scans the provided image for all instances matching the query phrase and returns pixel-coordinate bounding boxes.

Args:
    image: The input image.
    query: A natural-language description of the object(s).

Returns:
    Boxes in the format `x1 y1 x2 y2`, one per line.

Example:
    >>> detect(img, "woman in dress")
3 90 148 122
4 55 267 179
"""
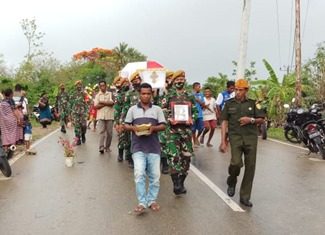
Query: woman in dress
0 88 18 151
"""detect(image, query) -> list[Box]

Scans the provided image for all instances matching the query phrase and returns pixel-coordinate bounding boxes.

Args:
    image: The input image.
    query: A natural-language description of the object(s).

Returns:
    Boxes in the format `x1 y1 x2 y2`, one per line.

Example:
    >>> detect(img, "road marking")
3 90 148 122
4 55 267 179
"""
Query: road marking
267 138 308 151
8 129 60 166
0 129 60 180
190 164 245 212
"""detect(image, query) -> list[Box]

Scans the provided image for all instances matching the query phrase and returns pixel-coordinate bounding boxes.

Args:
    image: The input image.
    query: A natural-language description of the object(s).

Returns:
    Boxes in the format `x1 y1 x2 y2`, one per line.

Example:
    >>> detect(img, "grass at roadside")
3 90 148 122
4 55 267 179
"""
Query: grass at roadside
267 127 287 142
30 119 60 141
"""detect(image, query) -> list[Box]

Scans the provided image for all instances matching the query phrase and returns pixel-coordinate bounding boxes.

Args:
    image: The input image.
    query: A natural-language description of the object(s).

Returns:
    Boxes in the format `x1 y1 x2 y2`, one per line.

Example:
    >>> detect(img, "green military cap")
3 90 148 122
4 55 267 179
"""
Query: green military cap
172 70 185 80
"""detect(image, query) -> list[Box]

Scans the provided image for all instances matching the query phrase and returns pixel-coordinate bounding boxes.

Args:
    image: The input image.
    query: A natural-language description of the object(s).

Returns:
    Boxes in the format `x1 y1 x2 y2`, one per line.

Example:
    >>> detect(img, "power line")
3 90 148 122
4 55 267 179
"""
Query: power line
287 0 294 68
275 0 282 67
302 0 310 41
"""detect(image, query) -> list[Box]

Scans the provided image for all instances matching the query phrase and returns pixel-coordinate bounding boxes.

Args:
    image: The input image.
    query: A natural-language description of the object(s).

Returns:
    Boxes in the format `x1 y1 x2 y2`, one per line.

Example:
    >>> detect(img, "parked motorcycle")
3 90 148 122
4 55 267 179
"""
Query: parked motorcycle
283 102 325 159
0 136 14 177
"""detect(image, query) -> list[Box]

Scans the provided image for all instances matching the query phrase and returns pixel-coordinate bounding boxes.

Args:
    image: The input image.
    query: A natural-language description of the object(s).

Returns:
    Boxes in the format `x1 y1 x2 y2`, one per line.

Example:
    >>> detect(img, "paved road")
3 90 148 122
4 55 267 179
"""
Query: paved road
0 128 324 235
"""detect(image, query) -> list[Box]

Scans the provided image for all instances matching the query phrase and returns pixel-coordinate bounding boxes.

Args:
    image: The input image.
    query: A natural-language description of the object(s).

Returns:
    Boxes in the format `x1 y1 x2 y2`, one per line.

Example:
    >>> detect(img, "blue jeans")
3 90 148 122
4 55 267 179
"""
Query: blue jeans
133 151 161 208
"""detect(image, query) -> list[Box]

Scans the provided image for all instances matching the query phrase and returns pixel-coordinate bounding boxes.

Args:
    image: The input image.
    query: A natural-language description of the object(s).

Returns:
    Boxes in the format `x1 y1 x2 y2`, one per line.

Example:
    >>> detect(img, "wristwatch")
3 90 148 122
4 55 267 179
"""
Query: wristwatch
250 118 256 124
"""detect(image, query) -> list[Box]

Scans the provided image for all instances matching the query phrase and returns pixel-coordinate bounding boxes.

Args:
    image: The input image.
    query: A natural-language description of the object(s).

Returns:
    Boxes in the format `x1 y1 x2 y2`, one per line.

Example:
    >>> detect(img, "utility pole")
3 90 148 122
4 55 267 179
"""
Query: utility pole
236 0 252 80
295 0 302 106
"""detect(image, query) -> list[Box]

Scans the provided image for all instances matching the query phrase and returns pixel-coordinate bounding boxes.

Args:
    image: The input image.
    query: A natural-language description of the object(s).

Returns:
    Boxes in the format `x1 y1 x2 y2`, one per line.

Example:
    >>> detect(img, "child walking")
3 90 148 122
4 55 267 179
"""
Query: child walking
24 115 36 155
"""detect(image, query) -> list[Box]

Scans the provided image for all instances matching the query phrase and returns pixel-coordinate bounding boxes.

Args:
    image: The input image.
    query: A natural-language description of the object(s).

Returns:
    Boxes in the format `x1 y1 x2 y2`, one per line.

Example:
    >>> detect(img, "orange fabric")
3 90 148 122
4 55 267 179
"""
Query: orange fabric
235 79 249 88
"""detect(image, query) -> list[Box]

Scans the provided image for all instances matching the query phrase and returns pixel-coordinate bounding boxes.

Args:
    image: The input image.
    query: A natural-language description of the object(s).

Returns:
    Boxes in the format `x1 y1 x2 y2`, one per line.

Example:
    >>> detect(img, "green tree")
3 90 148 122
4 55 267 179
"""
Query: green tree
232 61 258 81
112 42 147 71
202 73 230 97
261 59 296 125
303 42 325 103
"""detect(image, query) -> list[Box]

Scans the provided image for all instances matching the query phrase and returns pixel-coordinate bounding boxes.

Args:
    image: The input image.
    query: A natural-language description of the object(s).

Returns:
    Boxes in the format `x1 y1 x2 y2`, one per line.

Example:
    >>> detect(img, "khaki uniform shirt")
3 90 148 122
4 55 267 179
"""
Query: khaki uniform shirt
221 98 265 138
94 91 114 120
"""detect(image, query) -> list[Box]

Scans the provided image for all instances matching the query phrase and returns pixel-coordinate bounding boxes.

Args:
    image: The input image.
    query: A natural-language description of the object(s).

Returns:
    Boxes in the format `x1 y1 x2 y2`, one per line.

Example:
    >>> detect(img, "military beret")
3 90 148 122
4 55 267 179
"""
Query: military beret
172 70 185 80
113 76 122 85
74 80 82 86
166 71 174 79
235 79 249 89
130 71 141 82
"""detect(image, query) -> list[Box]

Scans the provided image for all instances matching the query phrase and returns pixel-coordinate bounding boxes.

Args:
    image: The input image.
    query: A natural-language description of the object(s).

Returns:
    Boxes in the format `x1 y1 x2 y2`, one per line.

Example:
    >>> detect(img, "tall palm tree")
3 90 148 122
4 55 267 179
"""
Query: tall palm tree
112 42 147 71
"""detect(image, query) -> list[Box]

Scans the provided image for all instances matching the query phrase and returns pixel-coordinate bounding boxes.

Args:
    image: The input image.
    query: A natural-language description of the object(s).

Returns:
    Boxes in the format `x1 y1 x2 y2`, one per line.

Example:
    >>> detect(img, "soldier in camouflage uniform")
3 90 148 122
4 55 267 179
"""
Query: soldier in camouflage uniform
113 76 130 162
55 83 69 134
154 71 174 174
121 71 142 168
163 70 198 195
69 80 89 145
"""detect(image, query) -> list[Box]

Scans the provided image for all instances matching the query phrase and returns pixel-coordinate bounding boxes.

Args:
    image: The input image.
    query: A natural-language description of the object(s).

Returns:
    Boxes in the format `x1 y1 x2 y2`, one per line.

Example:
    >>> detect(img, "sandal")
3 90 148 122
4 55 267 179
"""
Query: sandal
149 202 160 212
134 205 146 215
206 143 213 147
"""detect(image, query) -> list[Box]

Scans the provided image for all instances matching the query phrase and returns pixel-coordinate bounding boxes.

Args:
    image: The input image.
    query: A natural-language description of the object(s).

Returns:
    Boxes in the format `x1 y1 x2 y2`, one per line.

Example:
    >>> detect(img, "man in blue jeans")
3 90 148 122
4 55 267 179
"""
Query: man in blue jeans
124 83 166 214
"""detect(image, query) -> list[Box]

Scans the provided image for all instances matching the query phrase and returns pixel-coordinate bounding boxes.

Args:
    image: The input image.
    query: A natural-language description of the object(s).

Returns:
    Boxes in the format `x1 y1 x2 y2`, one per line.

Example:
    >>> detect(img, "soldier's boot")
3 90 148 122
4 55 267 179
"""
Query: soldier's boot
171 174 182 195
128 158 134 169
81 133 86 143
76 136 81 145
118 149 124 162
179 174 187 194
61 125 66 134
81 126 87 143
161 157 169 174
227 165 240 197
127 154 134 169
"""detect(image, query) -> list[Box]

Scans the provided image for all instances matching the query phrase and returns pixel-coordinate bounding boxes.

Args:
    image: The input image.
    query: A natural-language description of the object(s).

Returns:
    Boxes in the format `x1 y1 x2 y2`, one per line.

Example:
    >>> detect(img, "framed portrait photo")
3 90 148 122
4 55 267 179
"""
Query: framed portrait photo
171 101 192 124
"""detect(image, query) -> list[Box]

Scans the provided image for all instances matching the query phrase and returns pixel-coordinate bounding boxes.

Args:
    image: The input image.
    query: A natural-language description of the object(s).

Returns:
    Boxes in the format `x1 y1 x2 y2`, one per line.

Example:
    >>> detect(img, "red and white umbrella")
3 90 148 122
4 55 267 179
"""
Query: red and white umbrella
120 60 164 79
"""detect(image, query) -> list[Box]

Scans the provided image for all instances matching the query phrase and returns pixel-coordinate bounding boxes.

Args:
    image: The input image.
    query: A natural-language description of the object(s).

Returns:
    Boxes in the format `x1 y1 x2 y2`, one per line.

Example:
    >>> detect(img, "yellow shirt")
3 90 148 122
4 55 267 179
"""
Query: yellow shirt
94 91 114 120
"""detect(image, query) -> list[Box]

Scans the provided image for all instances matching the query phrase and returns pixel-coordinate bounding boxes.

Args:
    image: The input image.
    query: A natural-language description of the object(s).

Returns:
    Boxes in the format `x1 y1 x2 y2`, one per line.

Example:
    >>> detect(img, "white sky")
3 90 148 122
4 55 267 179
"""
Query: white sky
1 0 324 83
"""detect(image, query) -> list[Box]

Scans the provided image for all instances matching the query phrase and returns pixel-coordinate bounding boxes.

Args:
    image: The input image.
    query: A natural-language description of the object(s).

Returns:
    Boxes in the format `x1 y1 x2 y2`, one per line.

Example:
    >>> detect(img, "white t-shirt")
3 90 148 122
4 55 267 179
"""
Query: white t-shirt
203 97 216 121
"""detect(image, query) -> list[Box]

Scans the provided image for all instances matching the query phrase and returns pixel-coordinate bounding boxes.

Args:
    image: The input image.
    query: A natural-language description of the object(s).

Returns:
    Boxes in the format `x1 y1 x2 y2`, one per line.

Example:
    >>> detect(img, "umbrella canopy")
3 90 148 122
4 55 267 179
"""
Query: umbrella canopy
120 60 164 79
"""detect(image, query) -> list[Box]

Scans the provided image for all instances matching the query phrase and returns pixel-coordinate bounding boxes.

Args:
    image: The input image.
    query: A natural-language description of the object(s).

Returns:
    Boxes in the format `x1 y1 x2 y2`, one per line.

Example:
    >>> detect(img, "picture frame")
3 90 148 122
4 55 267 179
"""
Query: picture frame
170 101 192 124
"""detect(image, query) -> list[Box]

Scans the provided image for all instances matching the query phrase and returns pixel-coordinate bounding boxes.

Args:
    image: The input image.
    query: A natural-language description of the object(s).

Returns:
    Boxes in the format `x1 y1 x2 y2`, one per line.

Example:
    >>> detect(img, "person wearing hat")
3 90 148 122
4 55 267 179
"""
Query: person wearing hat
154 70 174 174
113 76 131 162
121 71 142 168
55 83 69 133
163 70 198 195
69 80 89 145
220 78 266 207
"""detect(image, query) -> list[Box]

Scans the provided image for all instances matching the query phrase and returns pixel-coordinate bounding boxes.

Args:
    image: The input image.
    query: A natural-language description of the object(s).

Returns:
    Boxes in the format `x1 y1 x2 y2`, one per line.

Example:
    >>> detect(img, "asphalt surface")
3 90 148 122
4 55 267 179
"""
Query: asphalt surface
1 128 325 235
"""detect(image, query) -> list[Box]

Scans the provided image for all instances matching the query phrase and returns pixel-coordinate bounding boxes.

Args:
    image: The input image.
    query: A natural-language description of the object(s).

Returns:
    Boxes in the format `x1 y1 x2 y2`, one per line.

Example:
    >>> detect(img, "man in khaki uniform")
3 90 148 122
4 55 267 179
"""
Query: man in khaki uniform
220 79 265 207
94 80 114 153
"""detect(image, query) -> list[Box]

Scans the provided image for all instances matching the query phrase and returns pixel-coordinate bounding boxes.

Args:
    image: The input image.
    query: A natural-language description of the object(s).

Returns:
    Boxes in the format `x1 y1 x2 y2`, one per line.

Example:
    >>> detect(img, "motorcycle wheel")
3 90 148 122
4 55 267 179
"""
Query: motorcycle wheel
261 123 267 140
0 156 12 177
284 128 301 143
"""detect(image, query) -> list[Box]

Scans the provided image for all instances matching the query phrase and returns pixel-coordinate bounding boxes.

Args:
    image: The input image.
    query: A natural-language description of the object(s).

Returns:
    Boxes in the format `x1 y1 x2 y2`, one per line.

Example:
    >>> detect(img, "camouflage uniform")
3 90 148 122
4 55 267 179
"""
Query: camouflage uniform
164 89 198 175
121 89 140 160
56 91 69 128
69 90 89 140
155 88 175 161
114 87 129 152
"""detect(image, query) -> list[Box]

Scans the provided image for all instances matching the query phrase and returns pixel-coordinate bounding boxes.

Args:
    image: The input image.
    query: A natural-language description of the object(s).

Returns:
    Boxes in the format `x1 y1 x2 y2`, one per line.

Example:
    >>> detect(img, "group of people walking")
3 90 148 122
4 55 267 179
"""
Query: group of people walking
39 70 266 213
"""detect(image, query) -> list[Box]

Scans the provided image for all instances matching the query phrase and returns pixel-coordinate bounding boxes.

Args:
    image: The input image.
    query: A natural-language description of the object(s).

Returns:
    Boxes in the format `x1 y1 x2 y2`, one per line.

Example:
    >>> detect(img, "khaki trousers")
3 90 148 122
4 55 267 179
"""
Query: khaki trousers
98 119 114 149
